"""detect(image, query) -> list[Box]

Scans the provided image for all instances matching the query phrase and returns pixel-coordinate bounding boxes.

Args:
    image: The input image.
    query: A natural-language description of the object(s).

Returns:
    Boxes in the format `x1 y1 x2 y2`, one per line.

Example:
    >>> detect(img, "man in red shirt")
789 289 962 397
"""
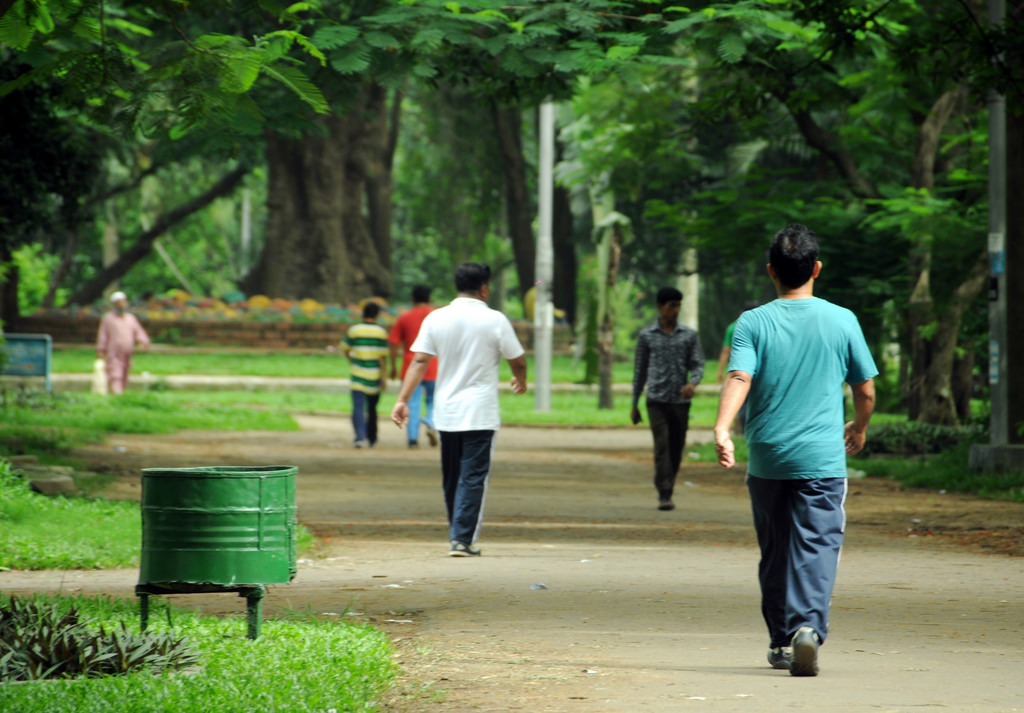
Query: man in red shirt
389 285 439 447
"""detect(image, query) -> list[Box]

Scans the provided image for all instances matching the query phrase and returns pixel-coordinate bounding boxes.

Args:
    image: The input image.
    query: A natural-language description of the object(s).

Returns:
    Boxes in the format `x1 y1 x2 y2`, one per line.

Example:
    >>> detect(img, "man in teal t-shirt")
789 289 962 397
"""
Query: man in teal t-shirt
714 224 878 678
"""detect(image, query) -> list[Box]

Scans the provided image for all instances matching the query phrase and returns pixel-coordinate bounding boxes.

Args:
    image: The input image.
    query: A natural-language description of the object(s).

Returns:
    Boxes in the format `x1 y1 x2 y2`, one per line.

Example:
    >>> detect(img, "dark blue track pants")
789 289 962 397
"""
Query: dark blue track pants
747 474 847 648
440 430 495 545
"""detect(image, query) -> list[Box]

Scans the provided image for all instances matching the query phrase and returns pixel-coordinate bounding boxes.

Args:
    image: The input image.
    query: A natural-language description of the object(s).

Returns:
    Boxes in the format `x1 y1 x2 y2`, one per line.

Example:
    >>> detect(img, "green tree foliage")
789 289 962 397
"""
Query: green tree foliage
551 0 1016 423
0 60 102 246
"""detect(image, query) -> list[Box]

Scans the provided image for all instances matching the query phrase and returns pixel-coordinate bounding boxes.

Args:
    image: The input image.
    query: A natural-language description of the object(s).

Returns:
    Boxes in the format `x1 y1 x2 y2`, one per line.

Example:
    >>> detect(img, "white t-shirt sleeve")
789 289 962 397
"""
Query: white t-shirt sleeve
498 315 525 360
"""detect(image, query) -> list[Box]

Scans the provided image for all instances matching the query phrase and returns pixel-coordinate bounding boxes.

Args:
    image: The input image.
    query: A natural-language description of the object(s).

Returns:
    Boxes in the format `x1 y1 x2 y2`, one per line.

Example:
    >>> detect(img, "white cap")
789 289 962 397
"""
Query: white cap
110 291 127 303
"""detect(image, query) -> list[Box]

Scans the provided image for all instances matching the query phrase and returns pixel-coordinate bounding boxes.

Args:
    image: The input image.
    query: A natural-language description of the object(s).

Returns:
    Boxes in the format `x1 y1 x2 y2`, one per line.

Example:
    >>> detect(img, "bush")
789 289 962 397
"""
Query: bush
0 596 198 681
860 421 987 457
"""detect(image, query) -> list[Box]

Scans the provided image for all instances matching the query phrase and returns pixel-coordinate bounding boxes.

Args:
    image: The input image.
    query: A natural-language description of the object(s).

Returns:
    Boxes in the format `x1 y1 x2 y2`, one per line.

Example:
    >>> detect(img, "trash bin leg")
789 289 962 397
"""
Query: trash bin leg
244 586 266 640
139 592 150 632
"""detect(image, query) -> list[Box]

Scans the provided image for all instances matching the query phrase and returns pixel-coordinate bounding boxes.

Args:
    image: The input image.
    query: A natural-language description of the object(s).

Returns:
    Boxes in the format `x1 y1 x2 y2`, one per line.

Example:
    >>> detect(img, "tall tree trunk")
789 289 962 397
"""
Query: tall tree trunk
69 165 249 306
0 242 19 324
492 103 536 298
596 223 622 410
905 88 968 423
245 86 394 303
916 255 988 424
905 243 933 421
552 181 577 327
952 348 974 422
42 230 79 309
365 85 401 276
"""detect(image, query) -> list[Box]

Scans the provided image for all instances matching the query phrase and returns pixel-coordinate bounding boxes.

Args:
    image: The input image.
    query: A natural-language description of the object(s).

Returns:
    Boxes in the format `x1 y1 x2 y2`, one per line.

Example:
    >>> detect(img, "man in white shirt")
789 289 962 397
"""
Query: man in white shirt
391 262 528 556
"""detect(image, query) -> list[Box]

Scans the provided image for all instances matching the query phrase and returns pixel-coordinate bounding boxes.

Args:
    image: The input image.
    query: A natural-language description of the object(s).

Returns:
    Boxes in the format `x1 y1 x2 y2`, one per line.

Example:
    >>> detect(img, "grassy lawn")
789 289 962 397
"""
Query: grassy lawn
52 346 698 384
145 387 721 429
0 594 394 713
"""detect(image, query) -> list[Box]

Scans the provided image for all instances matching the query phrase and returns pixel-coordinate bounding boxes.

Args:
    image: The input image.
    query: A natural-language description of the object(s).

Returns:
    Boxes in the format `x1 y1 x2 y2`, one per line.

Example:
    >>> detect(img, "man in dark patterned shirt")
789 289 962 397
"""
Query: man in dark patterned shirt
631 286 706 510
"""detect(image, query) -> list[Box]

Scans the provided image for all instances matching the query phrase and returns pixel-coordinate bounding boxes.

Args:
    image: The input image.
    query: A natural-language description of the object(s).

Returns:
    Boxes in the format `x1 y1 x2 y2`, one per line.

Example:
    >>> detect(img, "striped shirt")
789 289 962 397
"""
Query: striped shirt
343 322 389 394
632 321 705 405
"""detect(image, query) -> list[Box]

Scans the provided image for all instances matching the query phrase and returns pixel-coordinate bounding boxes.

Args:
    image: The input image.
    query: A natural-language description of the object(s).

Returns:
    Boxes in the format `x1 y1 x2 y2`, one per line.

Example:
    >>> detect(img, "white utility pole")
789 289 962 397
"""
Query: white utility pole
534 101 555 411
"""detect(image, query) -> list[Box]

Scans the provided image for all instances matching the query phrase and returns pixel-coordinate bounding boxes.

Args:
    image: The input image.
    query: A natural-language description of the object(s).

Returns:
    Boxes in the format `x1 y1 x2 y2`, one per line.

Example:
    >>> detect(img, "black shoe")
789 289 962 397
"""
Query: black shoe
658 499 675 511
408 441 419 449
789 627 820 677
448 541 481 557
767 646 792 670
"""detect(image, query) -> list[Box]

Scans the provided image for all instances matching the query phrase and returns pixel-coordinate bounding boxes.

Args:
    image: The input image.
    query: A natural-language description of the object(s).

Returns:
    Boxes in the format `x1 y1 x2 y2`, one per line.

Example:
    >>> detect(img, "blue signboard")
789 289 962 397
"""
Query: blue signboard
2 333 52 391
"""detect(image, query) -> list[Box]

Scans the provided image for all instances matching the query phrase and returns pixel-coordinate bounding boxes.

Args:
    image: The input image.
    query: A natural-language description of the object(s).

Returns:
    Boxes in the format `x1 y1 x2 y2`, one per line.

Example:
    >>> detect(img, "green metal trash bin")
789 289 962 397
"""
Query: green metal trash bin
136 465 298 638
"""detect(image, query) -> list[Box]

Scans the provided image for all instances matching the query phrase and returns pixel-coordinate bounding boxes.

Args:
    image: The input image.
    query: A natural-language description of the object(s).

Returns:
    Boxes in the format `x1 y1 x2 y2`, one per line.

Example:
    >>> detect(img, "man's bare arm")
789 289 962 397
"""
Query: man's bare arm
507 354 527 394
388 342 401 379
844 378 875 455
391 353 431 427
713 370 752 468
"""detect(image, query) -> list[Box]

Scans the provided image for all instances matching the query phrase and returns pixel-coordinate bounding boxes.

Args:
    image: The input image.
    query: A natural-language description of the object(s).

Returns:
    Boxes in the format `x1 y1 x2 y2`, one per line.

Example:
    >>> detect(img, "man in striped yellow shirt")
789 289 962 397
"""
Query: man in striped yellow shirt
342 302 389 448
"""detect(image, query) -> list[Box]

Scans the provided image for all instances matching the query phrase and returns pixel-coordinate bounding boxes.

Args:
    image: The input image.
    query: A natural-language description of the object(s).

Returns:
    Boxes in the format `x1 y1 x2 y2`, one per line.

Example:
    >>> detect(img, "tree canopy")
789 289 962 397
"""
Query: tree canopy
3 0 1023 425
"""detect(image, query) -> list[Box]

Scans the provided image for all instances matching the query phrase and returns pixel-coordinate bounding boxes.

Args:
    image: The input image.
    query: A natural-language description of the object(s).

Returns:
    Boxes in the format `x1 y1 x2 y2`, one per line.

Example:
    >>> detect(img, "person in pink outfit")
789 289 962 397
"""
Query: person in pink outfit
96 291 150 395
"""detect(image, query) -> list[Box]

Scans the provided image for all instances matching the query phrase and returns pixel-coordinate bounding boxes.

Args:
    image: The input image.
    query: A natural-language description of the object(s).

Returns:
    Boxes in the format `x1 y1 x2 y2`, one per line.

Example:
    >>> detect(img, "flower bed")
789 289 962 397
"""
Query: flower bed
8 291 572 351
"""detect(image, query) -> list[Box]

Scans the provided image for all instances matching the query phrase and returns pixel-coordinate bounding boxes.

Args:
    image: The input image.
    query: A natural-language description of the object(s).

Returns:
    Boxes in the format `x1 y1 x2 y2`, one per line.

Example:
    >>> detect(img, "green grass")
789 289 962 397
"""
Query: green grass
54 348 348 378
0 391 297 453
146 387 723 429
499 390 721 427
0 464 140 569
0 594 395 713
53 346 692 384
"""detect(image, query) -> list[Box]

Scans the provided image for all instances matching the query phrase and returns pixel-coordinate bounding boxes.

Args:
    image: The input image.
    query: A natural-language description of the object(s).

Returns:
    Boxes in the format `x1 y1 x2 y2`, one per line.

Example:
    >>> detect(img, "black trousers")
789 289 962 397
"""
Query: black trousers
646 400 691 500
439 430 495 545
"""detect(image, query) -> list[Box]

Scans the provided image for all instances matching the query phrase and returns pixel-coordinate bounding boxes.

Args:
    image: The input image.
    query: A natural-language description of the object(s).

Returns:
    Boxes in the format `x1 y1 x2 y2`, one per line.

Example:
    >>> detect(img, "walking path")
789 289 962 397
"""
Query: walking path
1 415 1021 712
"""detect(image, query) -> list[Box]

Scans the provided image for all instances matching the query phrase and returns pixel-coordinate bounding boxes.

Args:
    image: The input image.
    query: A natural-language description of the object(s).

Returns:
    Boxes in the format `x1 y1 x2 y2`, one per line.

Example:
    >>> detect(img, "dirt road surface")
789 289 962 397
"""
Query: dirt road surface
2 414 1022 712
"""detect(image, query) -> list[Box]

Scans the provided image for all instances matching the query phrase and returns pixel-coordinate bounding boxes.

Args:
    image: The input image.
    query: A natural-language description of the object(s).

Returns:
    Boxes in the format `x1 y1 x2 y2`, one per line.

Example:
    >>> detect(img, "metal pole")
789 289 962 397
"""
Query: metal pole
988 0 1008 446
534 101 555 411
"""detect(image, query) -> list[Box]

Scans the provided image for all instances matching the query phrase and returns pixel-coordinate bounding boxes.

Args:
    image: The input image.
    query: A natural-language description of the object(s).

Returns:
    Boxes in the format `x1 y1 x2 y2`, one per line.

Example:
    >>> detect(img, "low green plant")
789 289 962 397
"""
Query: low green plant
860 442 1024 502
859 421 986 456
0 596 198 681
0 594 395 713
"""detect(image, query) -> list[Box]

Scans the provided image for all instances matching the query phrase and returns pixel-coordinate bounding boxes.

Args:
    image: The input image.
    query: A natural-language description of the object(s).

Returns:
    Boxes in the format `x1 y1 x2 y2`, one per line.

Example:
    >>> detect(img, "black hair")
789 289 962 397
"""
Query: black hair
656 286 683 305
362 302 381 319
454 262 491 293
769 224 820 289
411 285 431 303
